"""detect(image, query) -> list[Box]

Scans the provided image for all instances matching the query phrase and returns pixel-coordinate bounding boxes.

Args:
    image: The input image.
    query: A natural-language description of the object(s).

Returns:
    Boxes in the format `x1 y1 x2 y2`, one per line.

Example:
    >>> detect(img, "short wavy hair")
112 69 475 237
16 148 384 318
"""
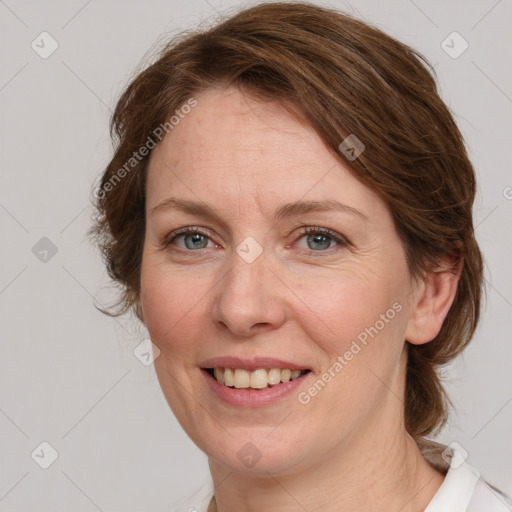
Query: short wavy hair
90 2 483 440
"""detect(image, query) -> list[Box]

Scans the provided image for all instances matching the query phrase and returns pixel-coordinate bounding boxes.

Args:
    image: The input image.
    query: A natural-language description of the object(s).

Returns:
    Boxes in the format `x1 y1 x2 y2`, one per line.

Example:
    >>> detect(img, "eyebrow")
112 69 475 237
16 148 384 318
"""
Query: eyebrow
274 199 367 223
149 197 367 223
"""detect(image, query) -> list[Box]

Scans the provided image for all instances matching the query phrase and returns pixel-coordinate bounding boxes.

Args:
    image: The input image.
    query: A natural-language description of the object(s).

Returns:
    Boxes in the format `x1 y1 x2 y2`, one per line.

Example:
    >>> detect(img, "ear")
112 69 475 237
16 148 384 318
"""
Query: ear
405 255 462 345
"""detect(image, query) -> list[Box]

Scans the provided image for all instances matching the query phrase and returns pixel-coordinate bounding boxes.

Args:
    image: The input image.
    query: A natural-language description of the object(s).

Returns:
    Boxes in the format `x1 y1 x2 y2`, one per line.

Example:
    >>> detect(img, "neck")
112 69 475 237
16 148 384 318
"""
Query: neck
208 429 444 512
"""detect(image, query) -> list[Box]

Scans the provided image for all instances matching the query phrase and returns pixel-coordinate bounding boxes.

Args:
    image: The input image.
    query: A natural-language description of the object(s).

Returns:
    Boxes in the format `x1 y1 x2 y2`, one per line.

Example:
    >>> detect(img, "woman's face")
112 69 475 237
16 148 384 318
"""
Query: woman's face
141 86 419 475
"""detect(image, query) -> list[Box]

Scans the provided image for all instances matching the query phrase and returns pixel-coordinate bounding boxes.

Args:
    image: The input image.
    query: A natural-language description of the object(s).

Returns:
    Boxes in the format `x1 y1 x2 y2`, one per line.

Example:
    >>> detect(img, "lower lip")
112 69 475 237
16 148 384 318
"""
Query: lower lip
201 369 310 407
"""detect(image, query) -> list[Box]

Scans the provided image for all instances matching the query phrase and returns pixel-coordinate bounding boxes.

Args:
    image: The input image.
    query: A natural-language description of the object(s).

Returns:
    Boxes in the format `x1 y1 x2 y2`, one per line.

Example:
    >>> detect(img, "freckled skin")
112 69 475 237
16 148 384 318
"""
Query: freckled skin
140 86 451 511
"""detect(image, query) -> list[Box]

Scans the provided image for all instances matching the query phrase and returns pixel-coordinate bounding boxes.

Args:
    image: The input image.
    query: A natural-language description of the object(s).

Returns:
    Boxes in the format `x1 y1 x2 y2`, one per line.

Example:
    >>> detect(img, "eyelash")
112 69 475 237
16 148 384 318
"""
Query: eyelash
294 227 348 255
161 227 212 249
161 226 349 256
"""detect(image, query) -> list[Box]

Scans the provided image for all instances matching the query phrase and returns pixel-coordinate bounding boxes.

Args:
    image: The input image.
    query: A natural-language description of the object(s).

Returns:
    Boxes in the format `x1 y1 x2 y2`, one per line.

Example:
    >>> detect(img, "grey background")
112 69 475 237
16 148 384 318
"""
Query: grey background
0 0 511 510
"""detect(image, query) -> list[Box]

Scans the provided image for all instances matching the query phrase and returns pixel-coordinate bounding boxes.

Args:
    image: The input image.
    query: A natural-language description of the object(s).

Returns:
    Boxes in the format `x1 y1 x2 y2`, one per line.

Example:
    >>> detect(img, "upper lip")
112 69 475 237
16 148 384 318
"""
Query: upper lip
200 356 310 371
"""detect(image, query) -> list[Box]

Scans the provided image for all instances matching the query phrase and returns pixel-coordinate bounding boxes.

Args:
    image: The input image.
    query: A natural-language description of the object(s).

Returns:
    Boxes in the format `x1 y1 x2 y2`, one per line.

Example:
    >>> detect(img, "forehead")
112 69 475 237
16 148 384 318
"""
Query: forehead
145 86 386 219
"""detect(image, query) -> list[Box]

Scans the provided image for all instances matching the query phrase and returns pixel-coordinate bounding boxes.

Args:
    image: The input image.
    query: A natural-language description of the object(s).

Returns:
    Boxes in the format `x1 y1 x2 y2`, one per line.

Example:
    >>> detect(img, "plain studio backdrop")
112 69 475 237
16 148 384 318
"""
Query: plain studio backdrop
0 0 511 510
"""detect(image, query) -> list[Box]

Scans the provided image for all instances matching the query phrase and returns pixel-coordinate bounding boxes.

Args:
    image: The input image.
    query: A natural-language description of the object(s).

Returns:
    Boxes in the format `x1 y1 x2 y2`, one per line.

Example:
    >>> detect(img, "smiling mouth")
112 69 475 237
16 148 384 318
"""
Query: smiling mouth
203 367 311 390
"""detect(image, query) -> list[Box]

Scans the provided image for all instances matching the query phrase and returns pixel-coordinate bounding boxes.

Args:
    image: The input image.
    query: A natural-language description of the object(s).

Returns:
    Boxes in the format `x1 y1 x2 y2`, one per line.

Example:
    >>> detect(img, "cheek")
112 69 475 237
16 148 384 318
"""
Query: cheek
293 273 409 426
140 260 209 357
294 267 407 359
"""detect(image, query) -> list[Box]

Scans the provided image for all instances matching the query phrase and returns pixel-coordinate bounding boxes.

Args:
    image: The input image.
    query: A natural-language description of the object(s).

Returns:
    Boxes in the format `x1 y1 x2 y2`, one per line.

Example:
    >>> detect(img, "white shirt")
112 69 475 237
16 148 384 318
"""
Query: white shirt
172 440 512 511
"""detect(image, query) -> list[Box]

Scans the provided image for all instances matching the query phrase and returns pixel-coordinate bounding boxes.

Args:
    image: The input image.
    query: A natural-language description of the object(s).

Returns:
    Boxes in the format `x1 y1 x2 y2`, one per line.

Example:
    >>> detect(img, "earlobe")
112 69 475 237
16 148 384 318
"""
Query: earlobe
405 256 462 346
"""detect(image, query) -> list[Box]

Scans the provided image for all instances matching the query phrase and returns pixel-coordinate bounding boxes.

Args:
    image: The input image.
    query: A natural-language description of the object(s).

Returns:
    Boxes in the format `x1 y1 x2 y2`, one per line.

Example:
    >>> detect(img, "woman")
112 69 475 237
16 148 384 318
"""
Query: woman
90 2 511 510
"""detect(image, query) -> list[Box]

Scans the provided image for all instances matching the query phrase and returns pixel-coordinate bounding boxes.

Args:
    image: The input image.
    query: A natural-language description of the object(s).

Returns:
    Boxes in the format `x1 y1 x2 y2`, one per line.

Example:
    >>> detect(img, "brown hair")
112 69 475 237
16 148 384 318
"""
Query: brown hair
90 2 483 439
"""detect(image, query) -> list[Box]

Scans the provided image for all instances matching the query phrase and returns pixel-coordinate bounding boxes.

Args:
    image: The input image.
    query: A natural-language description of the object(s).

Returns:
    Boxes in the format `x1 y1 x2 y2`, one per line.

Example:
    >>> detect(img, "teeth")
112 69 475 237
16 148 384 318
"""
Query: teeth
234 369 250 388
210 367 308 389
268 368 281 385
224 368 234 387
250 369 268 389
281 369 291 382
213 368 224 385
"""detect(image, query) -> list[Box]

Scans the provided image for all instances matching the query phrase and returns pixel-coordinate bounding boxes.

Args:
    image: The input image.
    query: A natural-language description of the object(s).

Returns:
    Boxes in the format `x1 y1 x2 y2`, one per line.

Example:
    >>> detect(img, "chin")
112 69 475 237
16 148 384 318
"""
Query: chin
200 429 312 476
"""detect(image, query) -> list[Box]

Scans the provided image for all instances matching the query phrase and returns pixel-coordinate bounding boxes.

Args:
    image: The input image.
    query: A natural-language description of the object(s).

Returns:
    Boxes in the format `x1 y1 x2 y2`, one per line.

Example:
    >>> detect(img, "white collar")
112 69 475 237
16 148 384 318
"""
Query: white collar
422 441 480 511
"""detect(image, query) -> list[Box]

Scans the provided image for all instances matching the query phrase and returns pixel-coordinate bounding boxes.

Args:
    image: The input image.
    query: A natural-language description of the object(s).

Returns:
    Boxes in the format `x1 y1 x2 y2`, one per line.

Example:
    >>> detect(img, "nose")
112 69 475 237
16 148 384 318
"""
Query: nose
211 248 287 337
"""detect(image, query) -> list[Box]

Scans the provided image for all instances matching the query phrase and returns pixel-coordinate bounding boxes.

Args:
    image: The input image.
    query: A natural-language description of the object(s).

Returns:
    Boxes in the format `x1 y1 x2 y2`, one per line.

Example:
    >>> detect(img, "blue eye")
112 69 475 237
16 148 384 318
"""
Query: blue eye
305 233 334 250
296 227 347 253
182 232 210 250
166 228 215 250
163 226 348 255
